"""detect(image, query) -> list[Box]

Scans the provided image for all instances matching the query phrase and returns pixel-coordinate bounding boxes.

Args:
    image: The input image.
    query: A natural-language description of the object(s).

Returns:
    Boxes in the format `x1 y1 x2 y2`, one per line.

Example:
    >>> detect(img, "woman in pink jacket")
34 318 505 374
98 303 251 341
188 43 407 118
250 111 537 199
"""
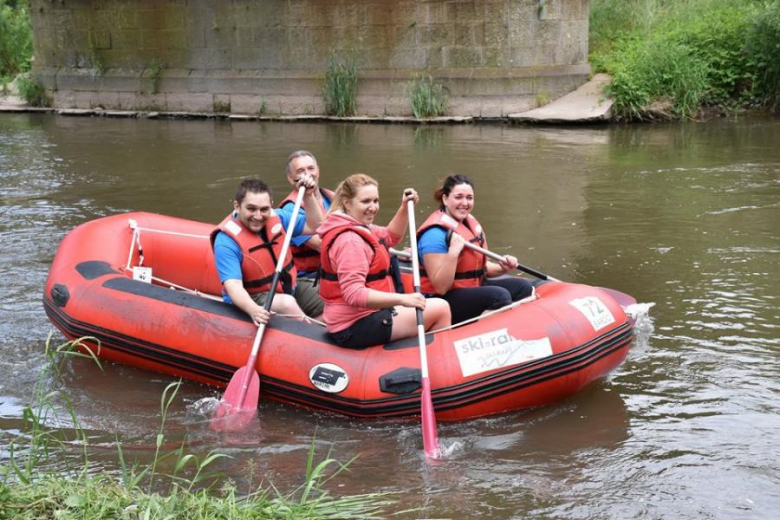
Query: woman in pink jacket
317 174 451 349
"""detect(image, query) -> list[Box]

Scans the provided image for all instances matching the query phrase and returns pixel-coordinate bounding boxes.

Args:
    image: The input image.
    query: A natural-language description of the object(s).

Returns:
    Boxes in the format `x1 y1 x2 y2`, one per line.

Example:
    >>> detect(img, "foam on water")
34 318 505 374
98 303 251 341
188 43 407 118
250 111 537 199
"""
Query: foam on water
188 396 221 417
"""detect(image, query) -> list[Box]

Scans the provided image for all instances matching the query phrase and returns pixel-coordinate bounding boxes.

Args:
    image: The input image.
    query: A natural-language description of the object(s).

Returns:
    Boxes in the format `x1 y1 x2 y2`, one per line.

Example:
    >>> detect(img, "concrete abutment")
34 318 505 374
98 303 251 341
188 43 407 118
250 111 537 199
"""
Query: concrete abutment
30 0 591 118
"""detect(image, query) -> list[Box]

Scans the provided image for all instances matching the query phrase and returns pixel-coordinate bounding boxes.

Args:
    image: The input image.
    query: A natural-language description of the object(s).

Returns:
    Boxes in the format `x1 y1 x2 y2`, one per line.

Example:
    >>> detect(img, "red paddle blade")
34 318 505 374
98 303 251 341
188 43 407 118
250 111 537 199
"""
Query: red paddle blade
210 405 258 432
420 378 441 459
217 366 260 417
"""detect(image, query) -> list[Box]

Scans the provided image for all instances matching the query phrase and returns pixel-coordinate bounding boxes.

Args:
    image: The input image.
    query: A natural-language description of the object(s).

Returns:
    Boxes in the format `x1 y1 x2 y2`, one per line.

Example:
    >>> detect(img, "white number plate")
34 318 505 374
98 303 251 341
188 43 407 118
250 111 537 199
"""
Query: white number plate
132 266 153 283
569 296 615 331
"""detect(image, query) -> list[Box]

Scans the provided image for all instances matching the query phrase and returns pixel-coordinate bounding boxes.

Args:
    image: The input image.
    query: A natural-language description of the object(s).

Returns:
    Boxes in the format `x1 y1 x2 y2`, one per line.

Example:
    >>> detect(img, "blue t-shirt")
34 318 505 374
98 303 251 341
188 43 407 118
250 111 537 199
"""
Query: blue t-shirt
417 226 450 297
280 195 331 277
281 196 331 248
417 226 449 261
214 206 306 304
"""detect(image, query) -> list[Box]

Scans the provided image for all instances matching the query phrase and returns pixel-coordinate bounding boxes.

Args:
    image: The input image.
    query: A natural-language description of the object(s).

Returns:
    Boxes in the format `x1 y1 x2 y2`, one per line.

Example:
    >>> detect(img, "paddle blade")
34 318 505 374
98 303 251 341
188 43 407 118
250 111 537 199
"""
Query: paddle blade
217 366 260 417
210 405 258 432
420 377 441 460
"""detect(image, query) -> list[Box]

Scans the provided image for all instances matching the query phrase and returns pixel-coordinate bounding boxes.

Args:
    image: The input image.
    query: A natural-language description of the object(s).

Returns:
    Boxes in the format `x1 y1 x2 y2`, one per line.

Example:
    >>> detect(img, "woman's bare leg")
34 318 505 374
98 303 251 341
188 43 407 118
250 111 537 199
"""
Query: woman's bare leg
389 299 451 341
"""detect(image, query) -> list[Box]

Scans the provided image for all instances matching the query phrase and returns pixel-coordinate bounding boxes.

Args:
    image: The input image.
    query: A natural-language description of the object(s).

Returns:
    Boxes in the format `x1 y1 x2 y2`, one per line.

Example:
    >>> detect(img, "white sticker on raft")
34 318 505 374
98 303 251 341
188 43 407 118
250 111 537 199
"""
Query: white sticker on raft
132 266 152 283
569 296 616 331
454 328 553 377
309 363 349 394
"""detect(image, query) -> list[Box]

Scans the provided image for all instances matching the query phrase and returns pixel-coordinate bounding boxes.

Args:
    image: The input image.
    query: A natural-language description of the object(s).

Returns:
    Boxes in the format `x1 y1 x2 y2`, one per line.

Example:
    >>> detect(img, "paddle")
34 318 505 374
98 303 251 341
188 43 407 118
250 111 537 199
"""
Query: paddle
452 234 560 281
214 184 307 422
406 193 442 460
451 233 637 308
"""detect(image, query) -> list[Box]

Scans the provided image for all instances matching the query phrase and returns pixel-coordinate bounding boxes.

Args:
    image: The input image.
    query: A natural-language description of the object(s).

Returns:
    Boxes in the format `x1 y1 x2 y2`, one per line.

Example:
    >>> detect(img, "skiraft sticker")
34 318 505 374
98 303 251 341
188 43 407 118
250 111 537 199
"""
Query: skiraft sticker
454 329 553 377
309 363 349 393
569 296 615 331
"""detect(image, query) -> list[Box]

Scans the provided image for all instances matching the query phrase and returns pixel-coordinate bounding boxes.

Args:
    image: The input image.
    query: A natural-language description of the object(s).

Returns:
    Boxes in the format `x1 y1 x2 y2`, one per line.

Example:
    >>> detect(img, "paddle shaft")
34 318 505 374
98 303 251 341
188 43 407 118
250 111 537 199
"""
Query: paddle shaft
457 238 640 308
391 242 559 282
406 202 428 377
233 185 307 409
406 197 441 460
459 239 560 282
399 236 636 309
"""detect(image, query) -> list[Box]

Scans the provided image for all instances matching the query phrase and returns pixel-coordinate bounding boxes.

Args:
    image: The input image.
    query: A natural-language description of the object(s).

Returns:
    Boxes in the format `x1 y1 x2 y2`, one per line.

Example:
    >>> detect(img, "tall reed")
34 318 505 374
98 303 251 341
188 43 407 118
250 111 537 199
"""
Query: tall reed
408 73 447 118
323 53 358 117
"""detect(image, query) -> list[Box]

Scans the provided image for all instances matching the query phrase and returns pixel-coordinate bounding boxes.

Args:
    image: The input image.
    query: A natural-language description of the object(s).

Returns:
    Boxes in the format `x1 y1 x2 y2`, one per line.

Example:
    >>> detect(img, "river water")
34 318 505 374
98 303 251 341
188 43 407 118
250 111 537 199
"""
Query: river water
1 113 778 518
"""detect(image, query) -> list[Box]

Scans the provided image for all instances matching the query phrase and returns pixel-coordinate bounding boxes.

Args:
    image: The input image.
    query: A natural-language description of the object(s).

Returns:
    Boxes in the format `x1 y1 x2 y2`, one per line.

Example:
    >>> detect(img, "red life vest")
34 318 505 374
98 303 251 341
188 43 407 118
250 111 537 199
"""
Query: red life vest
319 221 395 304
210 211 296 295
416 210 488 294
279 188 334 273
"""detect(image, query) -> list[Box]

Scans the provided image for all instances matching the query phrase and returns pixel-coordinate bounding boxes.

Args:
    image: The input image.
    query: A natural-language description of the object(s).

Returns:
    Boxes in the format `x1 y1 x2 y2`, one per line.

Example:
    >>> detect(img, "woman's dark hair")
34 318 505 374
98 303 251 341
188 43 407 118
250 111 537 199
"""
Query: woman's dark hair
235 178 272 204
434 174 474 209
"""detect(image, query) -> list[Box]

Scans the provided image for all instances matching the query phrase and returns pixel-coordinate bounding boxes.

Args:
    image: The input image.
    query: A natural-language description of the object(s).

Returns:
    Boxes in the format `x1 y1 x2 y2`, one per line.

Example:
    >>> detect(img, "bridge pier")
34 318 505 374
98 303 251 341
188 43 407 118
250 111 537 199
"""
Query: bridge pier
30 0 591 118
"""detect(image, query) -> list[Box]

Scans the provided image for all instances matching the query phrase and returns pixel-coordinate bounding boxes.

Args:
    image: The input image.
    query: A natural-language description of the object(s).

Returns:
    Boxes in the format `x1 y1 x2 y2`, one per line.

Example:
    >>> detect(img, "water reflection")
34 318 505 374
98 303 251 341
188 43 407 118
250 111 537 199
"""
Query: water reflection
1 113 779 518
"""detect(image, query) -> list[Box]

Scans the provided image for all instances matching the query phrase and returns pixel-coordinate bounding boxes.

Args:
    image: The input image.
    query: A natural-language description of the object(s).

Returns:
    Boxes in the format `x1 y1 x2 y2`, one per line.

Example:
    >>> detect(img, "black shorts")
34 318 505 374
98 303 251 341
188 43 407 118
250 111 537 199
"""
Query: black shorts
328 308 395 349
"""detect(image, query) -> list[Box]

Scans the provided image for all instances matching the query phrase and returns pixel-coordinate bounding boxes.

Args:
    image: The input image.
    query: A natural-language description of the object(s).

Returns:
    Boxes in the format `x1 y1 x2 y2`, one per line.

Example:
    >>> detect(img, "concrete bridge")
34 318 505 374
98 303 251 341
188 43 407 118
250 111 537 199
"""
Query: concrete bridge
30 0 591 118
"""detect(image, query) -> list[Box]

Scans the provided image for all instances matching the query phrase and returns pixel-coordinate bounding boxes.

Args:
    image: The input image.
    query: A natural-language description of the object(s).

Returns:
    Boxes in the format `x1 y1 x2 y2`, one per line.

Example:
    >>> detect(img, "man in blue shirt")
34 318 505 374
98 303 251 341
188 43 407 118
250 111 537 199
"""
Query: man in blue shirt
277 151 334 319
212 175 324 326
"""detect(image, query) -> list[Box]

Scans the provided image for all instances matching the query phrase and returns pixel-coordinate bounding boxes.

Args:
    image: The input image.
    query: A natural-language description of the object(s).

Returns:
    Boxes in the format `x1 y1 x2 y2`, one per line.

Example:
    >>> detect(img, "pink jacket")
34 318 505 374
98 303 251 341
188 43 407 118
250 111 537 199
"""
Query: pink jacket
317 212 401 332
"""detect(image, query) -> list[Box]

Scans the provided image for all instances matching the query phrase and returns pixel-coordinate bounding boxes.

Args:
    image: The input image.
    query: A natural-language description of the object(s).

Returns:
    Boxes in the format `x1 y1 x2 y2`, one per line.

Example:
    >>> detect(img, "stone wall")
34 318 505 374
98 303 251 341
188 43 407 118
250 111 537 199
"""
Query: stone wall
30 0 590 117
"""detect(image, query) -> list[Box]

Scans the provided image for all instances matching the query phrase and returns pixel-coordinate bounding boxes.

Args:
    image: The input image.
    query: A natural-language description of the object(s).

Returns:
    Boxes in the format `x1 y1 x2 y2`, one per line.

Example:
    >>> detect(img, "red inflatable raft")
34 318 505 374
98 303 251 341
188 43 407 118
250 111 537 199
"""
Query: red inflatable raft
44 212 634 421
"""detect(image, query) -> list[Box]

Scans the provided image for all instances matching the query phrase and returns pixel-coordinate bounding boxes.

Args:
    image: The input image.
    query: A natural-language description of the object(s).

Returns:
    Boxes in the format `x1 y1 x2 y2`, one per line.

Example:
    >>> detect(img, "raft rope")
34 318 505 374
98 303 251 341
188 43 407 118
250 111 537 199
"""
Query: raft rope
427 286 537 334
123 220 330 320
121 221 533 332
389 247 540 334
126 219 145 269
121 220 324 323
125 219 222 301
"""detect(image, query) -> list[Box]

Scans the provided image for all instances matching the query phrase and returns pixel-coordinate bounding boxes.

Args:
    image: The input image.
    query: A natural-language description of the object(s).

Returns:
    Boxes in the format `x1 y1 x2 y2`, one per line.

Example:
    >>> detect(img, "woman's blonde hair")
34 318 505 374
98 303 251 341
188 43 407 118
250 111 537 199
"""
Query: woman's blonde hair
330 173 379 213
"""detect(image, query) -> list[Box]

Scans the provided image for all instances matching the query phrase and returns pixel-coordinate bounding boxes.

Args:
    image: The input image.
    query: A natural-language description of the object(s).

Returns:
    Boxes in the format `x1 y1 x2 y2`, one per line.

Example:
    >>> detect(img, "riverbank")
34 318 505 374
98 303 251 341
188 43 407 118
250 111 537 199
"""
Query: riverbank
0 97 477 124
0 74 614 125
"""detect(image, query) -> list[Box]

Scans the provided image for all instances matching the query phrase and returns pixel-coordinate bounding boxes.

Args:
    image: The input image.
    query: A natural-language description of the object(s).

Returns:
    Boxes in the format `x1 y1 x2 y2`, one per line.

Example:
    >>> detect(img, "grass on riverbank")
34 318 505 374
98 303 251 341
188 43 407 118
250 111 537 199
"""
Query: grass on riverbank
0 337 393 519
590 0 780 120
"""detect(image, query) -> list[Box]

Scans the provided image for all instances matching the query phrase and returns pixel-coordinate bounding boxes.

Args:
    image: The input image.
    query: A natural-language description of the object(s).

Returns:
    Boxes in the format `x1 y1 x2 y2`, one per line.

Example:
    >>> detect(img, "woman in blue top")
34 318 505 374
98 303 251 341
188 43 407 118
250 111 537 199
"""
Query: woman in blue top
416 174 534 324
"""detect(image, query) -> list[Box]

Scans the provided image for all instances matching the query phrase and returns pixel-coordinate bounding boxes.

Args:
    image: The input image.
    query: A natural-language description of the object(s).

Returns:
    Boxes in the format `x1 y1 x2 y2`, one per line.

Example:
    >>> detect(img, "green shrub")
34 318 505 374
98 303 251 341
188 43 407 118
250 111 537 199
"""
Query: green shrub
590 0 662 57
593 0 780 118
746 0 780 109
608 38 711 119
672 4 757 107
408 73 447 118
323 53 358 117
16 72 51 107
0 0 32 81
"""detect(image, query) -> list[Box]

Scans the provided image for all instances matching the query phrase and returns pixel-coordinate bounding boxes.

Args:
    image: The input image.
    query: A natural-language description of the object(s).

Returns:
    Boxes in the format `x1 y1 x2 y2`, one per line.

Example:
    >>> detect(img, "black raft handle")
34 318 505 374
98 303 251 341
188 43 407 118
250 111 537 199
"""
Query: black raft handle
379 367 422 395
51 284 70 307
